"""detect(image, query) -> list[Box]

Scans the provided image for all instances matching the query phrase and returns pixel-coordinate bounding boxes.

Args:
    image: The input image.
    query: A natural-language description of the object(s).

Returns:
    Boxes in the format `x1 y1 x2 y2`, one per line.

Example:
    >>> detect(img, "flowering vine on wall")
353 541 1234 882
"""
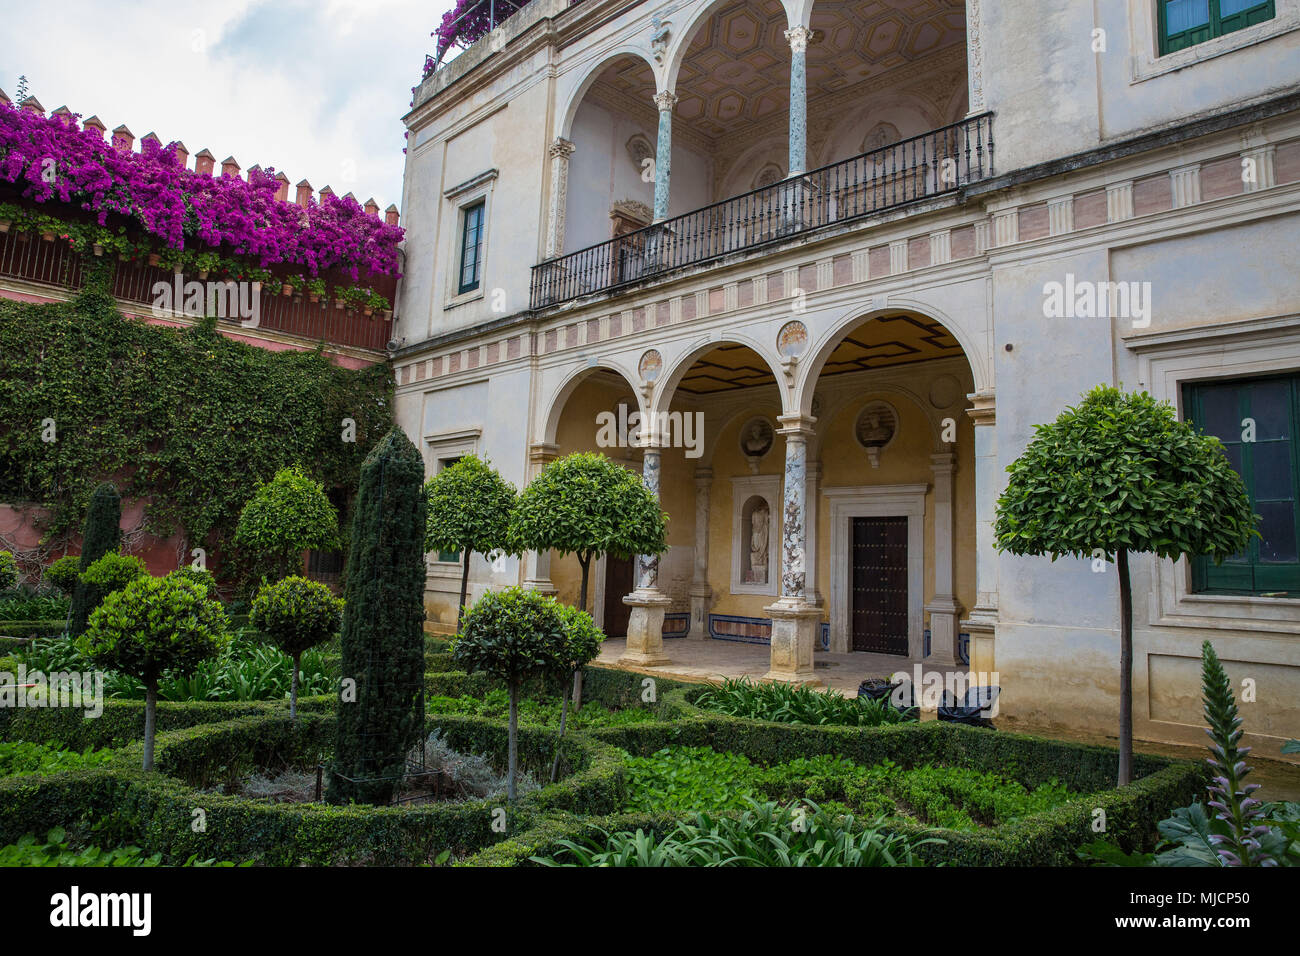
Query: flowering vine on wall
0 101 403 282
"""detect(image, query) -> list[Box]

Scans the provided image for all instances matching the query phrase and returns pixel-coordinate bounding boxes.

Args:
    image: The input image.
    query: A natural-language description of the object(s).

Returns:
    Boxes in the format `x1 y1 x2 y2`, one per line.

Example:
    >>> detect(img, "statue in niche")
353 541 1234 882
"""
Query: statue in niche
749 502 769 584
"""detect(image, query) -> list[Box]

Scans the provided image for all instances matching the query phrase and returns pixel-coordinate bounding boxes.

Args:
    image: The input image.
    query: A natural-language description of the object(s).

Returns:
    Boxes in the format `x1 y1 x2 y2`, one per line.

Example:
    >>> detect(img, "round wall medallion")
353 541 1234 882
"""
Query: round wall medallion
638 349 663 383
739 417 774 459
929 374 962 410
777 320 809 358
855 400 898 451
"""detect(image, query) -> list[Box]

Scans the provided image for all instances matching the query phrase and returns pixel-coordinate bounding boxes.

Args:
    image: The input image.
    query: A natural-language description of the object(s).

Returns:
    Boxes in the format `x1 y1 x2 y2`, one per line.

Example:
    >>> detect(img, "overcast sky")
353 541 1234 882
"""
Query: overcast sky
0 0 440 213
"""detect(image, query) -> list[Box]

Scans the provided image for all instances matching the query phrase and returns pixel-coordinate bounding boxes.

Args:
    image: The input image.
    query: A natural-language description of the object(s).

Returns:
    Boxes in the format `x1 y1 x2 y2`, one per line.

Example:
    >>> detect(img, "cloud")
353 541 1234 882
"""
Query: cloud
0 0 433 210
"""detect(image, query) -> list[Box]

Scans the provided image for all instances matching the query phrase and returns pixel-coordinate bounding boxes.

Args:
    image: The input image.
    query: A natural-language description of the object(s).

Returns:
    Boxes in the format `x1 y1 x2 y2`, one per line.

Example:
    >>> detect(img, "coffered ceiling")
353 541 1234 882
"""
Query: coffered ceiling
586 0 965 144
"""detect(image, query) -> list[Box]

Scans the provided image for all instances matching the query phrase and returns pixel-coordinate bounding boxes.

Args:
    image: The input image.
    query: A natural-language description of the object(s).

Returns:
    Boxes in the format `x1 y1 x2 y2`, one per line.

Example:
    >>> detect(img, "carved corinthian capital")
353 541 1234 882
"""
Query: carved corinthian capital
652 89 678 112
784 25 813 54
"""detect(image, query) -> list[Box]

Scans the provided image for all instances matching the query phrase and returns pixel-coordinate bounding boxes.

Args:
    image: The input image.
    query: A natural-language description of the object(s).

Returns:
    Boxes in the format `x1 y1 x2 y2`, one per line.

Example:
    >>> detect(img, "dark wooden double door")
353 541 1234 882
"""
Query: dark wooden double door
602 555 635 638
850 516 909 655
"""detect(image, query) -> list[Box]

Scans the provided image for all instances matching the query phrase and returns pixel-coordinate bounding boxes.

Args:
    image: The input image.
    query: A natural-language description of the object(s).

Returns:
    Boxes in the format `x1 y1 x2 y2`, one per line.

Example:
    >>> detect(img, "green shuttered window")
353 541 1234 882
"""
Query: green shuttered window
1184 374 1300 596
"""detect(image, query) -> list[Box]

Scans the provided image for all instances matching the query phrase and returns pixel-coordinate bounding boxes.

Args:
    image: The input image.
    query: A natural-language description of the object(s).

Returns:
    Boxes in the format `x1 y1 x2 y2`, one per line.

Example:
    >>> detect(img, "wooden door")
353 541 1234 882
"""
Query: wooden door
602 555 634 638
850 516 909 655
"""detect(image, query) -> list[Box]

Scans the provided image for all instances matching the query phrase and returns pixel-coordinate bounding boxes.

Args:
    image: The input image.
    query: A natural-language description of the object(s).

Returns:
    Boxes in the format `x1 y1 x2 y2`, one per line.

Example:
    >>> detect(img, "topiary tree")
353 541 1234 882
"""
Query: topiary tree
43 555 82 595
453 587 569 801
80 552 147 599
509 452 667 708
995 385 1255 785
234 465 340 584
0 551 18 592
327 429 428 806
68 482 121 636
423 454 517 630
251 575 343 720
79 576 227 769
549 603 604 783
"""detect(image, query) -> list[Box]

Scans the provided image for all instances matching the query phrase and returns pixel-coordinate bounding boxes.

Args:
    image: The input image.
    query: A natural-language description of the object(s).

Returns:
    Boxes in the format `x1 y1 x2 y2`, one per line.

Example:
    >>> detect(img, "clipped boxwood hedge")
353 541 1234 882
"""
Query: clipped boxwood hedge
0 646 1206 867
0 710 626 865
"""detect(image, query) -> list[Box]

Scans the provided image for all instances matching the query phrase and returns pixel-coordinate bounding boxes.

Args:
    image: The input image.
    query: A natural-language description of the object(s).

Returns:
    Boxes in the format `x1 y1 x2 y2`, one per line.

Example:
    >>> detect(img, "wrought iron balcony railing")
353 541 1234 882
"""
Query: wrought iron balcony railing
530 111 993 310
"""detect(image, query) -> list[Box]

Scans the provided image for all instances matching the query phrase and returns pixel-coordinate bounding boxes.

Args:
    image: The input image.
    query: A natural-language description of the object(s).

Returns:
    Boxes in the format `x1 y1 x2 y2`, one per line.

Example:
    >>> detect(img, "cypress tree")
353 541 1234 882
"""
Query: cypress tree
68 482 121 636
327 428 428 805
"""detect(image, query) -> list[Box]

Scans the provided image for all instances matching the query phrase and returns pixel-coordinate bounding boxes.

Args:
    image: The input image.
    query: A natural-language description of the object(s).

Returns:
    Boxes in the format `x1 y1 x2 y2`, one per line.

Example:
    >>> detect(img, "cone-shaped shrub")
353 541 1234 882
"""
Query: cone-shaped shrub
68 482 121 635
327 428 428 805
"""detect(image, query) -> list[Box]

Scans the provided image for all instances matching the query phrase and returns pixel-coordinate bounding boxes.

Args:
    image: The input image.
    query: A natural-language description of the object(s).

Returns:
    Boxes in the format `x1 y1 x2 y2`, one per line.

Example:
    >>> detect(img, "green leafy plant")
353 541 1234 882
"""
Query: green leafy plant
509 452 666 707
79 552 147 597
328 429 428 806
166 565 217 595
235 465 340 583
42 555 82 595
423 454 516 629
67 482 121 636
453 587 569 801
696 677 918 726
250 575 343 720
534 799 944 867
994 386 1256 785
1199 640 1275 866
0 741 117 778
0 550 17 591
78 575 228 769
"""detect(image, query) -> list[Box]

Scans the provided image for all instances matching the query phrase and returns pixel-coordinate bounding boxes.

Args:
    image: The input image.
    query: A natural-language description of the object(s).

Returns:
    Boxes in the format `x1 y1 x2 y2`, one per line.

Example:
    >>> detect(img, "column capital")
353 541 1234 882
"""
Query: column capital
652 89 678 112
528 441 561 465
549 137 575 159
966 388 995 426
775 412 817 439
784 24 814 53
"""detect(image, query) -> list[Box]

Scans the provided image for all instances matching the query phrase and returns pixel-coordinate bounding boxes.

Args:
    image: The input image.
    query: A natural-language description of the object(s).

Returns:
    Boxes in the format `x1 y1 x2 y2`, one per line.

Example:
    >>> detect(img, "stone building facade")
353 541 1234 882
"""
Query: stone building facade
394 0 1300 756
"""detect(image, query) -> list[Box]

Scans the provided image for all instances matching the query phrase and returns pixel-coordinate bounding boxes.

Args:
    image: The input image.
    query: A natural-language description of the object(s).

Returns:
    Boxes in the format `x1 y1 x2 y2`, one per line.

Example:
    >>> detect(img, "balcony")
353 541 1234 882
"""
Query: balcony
531 112 993 310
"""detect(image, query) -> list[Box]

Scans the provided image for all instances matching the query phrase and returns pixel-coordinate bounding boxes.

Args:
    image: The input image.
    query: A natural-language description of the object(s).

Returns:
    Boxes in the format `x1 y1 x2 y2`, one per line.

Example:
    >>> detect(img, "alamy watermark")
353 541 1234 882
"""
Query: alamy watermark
152 275 261 328
596 403 703 459
1042 273 1152 328
0 666 104 718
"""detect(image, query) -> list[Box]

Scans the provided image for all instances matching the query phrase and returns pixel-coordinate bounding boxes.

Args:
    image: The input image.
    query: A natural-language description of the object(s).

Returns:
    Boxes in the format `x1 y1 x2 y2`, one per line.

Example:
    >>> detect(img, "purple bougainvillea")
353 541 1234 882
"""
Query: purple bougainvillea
430 0 535 68
0 102 403 279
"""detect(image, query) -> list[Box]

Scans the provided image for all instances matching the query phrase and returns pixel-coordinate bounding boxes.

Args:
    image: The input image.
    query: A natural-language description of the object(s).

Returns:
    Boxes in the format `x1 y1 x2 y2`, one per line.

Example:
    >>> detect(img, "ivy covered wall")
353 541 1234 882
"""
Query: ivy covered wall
0 284 394 581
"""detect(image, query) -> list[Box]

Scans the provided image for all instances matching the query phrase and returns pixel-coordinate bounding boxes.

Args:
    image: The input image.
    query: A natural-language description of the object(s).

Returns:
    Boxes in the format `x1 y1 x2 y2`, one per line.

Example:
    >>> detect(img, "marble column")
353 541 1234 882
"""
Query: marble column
785 26 812 177
545 137 575 259
689 467 713 639
804 458 822 611
651 91 676 223
523 442 559 594
763 414 821 685
924 451 962 667
961 389 999 676
619 443 672 666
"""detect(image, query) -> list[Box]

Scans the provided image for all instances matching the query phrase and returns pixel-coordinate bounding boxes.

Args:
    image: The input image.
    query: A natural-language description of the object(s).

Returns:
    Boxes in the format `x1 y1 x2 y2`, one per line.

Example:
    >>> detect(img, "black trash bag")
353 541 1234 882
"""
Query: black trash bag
937 685 1000 729
857 677 918 719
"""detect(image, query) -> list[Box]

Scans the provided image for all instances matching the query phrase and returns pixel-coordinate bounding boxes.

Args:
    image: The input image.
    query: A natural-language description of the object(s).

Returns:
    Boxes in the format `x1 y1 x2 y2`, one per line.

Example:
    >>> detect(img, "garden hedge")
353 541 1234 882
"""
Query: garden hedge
0 649 1206 866
0 710 626 865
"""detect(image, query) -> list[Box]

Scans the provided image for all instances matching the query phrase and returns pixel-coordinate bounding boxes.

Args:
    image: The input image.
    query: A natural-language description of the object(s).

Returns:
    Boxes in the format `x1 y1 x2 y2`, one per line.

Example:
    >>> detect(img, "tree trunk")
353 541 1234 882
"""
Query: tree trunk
574 553 590 712
143 680 157 771
457 549 472 632
291 651 300 722
507 681 519 803
1117 548 1133 787
550 686 571 783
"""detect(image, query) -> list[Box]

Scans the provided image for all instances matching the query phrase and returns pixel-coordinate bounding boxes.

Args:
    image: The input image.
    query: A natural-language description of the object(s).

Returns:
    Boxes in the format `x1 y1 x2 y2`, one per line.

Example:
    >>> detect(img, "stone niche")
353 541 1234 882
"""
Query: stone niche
730 474 781 596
